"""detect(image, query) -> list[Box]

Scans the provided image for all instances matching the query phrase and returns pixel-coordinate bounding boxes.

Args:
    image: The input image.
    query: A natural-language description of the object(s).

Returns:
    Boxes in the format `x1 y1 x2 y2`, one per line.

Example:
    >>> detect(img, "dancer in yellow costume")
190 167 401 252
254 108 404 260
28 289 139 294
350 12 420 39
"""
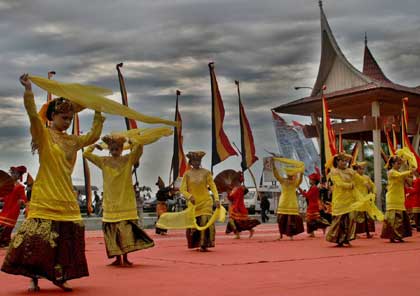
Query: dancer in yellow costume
381 155 414 242
1 74 104 292
352 162 376 238
325 153 359 246
272 158 305 240
84 134 158 266
180 151 220 252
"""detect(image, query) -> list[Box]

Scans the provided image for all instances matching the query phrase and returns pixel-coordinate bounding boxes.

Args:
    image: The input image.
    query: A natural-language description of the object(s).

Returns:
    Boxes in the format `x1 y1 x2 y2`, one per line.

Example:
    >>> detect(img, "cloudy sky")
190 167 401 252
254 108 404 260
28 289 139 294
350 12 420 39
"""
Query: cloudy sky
1 0 419 192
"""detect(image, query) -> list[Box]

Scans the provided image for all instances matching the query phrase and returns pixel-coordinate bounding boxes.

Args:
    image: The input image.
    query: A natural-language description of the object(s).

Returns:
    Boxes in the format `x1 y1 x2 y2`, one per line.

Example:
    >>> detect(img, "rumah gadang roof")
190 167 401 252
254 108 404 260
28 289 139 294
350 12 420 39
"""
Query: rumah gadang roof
274 1 420 119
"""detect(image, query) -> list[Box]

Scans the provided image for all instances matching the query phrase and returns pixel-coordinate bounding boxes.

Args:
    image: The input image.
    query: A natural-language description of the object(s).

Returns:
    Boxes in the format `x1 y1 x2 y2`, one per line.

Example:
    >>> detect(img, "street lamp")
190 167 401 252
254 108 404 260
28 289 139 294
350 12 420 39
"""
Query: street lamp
294 86 313 90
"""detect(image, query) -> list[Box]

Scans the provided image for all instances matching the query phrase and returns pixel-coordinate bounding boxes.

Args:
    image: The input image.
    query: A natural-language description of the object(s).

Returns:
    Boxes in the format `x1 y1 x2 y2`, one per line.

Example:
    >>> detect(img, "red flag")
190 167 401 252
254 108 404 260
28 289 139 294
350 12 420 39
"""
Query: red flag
322 95 337 165
401 97 420 170
116 63 138 130
209 62 237 167
384 127 396 156
236 81 258 171
172 90 188 182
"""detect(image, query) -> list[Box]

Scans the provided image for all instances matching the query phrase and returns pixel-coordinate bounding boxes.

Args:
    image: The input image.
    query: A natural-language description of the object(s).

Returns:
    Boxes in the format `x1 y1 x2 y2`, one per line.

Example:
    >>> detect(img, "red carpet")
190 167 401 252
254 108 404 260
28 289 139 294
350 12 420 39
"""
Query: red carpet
1 224 420 295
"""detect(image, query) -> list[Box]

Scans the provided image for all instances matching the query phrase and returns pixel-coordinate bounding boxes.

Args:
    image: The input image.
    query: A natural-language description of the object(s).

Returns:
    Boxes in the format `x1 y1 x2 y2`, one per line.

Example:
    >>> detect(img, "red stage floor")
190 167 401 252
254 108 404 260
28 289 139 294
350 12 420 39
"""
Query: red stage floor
1 224 420 295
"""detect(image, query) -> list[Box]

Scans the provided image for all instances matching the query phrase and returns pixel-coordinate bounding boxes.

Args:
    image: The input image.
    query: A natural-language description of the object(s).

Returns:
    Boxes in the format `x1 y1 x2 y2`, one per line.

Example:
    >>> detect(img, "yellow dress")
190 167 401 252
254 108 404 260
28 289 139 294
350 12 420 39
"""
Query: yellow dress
272 166 302 215
329 168 357 216
386 169 412 211
180 168 219 217
354 174 376 197
25 90 104 221
83 142 143 222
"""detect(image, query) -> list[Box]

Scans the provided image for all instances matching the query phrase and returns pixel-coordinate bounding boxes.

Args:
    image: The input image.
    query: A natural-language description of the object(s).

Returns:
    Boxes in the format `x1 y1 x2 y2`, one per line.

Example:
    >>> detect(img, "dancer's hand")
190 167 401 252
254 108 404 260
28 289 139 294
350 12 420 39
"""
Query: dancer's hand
19 74 32 91
215 200 221 208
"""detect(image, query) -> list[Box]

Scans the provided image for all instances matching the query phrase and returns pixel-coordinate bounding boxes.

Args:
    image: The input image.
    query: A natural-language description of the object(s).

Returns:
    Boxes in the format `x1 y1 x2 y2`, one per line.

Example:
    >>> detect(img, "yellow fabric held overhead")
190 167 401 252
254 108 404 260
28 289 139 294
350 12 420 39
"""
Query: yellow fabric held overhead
156 204 227 231
272 157 305 176
99 127 173 150
396 147 417 169
29 75 177 127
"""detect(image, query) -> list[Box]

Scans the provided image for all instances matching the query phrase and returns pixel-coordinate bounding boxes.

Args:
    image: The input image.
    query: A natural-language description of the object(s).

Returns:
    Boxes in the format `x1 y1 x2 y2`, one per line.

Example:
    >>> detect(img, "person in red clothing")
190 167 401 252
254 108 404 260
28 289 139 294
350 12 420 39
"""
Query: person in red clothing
0 166 27 247
405 174 420 231
225 172 260 239
298 170 330 237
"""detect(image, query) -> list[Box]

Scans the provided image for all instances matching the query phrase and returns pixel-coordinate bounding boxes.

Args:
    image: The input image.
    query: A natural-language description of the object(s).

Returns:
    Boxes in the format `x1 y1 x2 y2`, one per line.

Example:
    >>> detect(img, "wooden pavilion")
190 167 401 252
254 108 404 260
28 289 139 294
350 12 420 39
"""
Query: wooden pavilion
273 1 420 208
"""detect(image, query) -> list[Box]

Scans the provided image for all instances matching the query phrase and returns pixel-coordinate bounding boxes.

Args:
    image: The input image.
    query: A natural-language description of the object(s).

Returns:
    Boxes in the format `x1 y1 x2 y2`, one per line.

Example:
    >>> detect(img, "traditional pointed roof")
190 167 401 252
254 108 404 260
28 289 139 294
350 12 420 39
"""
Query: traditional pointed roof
311 1 373 97
274 1 420 119
362 35 392 83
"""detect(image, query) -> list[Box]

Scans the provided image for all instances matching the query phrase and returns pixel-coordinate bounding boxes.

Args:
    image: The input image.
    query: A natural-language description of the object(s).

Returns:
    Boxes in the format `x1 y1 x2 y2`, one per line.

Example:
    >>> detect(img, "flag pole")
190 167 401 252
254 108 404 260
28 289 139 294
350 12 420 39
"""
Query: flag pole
209 62 215 175
170 90 181 185
46 71 56 127
235 80 244 178
116 62 139 186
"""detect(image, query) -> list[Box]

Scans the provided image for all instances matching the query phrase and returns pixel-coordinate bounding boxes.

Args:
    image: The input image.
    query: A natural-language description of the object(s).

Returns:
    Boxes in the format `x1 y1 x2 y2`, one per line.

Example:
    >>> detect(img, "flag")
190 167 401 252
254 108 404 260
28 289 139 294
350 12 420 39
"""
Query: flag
209 62 237 167
236 81 258 171
321 95 337 170
384 127 396 156
338 128 344 153
272 111 295 159
392 124 399 150
292 120 321 173
117 63 138 130
172 90 188 183
401 97 420 169
351 141 360 164
72 114 94 214
381 148 389 163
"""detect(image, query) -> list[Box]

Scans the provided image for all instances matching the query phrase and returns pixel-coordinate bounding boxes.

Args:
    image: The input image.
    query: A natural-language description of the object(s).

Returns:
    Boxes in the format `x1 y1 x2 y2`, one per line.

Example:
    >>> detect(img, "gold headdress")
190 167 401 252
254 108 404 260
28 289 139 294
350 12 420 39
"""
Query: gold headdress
186 151 206 161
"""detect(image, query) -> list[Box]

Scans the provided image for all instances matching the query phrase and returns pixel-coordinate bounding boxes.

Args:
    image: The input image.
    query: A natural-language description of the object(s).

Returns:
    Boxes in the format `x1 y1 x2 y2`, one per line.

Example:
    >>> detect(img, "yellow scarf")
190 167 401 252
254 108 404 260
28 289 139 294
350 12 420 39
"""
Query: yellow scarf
156 204 226 231
29 75 177 127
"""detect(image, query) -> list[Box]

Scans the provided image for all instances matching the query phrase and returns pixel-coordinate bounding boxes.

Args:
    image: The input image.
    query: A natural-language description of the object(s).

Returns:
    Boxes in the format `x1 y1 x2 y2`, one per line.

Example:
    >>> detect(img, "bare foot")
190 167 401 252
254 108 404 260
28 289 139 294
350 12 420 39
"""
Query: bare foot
53 281 72 292
308 232 315 238
28 278 40 292
249 229 255 239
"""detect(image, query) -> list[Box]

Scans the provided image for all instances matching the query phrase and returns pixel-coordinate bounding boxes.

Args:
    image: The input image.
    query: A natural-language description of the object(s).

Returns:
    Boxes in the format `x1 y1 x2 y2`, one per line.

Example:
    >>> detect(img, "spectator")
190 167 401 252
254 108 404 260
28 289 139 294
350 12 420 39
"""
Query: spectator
260 193 270 223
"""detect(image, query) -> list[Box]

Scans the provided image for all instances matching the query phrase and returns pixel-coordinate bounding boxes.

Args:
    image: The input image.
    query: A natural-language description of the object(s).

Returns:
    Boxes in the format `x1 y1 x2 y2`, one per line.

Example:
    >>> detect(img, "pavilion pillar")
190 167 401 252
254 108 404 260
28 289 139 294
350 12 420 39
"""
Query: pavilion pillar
372 101 382 210
311 113 321 149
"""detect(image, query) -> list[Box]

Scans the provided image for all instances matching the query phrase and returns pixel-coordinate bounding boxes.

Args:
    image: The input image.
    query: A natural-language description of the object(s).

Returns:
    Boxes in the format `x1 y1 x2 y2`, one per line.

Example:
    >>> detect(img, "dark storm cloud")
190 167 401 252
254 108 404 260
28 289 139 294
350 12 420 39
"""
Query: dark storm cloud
0 0 419 188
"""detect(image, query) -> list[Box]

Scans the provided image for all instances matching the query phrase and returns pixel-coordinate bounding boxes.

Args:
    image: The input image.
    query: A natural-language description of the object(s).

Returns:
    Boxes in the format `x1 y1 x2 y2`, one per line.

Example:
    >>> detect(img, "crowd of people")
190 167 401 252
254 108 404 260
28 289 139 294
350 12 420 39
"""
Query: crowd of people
0 74 419 293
